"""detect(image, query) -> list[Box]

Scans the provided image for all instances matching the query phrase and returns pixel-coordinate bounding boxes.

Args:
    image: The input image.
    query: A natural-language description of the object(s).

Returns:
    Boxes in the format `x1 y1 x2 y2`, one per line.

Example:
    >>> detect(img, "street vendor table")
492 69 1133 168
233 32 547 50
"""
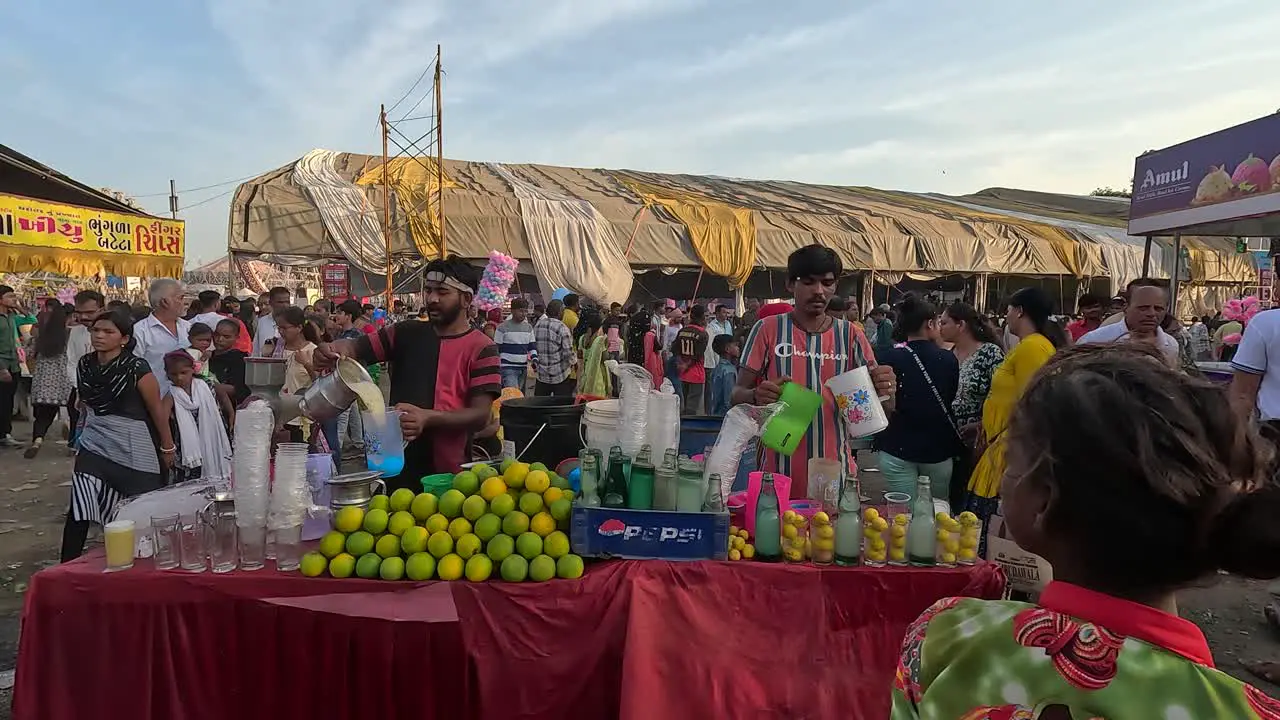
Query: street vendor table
14 553 1004 720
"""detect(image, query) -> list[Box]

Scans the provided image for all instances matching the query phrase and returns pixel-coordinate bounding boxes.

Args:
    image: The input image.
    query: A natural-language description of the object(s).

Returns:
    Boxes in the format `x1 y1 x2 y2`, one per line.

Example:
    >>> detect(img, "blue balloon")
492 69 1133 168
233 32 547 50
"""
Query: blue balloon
373 308 387 320
551 288 570 301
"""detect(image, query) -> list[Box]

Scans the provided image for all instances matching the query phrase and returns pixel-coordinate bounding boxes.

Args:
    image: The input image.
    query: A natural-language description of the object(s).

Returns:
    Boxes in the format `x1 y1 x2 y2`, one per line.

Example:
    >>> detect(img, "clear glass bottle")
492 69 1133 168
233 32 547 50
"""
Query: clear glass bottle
653 449 678 511
753 473 782 562
704 472 725 513
578 451 601 507
603 446 628 508
906 476 937 566
628 445 655 510
834 479 862 566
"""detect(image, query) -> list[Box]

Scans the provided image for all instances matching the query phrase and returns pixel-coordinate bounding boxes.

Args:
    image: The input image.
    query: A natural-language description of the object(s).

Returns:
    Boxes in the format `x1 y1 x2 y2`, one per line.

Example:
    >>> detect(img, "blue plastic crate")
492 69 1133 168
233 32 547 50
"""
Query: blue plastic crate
571 506 730 561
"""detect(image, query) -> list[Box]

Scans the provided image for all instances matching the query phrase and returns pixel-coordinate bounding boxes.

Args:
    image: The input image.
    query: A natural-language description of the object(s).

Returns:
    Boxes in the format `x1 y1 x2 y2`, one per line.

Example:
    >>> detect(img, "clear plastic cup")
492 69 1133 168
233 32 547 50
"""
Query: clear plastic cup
150 513 181 570
274 524 303 572
178 514 206 572
237 524 267 571
104 520 136 572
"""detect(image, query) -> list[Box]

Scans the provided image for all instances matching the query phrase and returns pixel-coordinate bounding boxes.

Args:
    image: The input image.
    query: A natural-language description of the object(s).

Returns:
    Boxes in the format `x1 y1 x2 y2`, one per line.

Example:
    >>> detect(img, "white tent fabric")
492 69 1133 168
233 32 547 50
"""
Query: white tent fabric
487 163 633 306
292 149 395 275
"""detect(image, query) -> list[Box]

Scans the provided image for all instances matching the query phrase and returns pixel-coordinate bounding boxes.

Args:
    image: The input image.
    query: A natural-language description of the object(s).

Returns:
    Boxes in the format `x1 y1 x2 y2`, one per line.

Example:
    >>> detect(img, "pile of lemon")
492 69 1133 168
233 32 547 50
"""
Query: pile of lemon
726 525 755 561
299 460 585 583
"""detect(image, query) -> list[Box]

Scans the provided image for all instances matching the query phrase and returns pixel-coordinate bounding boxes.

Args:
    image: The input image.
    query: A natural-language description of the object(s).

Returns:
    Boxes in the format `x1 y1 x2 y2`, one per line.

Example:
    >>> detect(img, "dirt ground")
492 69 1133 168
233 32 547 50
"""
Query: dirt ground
0 420 1277 717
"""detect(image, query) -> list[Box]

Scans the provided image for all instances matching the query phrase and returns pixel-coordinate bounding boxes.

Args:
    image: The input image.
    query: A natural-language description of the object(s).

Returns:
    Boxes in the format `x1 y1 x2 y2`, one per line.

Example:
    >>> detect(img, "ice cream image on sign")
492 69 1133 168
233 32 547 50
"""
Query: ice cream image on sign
1269 154 1280 188
1231 153 1272 194
1193 165 1233 204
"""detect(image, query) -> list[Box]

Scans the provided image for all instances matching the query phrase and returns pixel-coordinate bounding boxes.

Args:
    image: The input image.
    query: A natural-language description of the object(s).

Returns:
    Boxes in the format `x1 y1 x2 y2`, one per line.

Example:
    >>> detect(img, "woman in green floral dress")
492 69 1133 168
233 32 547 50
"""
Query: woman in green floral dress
892 344 1280 719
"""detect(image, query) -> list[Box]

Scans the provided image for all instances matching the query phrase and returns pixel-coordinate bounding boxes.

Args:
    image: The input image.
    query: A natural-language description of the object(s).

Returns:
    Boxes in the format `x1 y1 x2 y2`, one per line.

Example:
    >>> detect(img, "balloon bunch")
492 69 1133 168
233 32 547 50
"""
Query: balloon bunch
55 286 77 305
1221 295 1261 346
474 250 518 312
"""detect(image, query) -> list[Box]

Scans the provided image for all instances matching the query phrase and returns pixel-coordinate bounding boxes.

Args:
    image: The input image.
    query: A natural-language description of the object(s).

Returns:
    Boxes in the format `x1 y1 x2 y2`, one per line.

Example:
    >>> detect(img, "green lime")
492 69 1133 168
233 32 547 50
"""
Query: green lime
515 532 543 560
405 552 436 580
474 513 502 542
375 534 401 558
529 554 556 582
345 530 375 557
485 534 515 563
356 552 382 578
501 511 529 537
556 553 584 579
363 508 390 535
379 555 405 580
499 554 529 582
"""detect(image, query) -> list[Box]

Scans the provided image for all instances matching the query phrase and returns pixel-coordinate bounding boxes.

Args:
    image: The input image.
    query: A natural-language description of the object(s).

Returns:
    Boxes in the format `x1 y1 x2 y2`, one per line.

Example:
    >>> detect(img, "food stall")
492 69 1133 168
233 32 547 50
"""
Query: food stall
13 334 1001 717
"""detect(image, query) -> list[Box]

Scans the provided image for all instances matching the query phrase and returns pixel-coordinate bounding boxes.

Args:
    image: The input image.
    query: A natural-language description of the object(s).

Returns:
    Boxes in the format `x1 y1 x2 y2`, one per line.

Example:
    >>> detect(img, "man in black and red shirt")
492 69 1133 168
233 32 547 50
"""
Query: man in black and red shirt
318 257 500 493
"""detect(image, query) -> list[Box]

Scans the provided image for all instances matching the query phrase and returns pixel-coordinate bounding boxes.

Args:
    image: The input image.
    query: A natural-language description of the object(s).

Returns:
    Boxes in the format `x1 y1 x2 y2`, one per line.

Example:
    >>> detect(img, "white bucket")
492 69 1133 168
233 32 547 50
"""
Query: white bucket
582 399 620 455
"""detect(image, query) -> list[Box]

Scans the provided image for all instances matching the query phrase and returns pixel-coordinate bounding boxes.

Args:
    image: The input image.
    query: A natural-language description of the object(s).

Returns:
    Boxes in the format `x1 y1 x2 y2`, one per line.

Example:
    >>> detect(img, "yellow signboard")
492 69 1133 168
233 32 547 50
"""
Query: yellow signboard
0 193 184 259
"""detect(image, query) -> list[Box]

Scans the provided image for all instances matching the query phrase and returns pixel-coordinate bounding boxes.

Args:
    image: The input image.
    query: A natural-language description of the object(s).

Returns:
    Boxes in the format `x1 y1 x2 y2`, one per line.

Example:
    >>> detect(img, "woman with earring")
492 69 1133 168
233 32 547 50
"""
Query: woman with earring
60 309 174 562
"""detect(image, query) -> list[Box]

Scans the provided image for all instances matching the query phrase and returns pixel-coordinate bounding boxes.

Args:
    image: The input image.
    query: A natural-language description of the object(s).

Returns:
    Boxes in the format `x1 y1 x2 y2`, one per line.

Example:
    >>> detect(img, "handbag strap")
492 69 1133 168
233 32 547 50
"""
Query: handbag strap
903 343 962 441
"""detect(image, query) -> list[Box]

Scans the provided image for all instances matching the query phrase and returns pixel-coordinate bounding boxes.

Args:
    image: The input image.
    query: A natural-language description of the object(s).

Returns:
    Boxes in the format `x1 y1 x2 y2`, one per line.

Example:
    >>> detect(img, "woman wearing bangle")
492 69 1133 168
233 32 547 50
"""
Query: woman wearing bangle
60 310 174 562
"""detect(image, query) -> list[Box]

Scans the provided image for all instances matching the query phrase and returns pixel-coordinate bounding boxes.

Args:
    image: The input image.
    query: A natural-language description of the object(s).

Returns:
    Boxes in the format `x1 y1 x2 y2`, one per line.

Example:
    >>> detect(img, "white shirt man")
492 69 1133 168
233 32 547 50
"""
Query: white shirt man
65 324 92 386
705 309 735 369
253 313 277 356
134 314 191 396
1231 308 1280 420
1077 320 1180 363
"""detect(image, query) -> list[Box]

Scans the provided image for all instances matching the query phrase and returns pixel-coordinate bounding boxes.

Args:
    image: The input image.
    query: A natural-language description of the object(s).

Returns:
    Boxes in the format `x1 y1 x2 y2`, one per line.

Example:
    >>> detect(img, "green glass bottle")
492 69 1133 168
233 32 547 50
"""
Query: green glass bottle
602 446 628 509
627 445 655 510
753 473 782 562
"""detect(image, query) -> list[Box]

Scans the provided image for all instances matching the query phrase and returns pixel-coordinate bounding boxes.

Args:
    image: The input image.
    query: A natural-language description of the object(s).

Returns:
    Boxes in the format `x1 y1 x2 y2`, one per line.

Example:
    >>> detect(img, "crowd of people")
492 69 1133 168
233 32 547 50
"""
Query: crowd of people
3 249 1280 713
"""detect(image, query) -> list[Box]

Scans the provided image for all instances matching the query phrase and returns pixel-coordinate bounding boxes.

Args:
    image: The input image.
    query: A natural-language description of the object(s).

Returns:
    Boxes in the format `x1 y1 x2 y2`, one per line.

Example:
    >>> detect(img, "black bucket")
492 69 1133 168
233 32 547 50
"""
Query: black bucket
500 396 586 469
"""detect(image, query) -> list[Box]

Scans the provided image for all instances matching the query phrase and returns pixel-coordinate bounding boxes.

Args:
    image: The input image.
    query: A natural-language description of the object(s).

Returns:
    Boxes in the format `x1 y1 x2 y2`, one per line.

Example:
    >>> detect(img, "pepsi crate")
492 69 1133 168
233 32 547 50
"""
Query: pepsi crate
571 506 731 561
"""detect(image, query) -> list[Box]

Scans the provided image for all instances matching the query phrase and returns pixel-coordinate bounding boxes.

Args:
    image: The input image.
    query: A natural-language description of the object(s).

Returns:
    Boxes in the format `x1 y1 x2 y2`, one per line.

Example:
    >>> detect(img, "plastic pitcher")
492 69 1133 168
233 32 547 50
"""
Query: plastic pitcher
362 410 405 478
759 382 823 456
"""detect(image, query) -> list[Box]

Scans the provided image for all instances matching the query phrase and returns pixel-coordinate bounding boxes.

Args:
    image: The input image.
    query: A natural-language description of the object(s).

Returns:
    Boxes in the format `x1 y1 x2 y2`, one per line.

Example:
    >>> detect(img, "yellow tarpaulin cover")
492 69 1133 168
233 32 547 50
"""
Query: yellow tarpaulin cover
356 157 457 260
619 177 757 287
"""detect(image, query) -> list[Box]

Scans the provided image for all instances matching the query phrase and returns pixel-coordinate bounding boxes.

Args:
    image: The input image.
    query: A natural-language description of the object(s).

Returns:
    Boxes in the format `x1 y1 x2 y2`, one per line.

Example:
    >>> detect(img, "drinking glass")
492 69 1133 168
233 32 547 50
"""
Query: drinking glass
273 524 303 572
103 519 136 572
883 492 912 566
150 513 181 570
178 514 206 572
237 524 267 571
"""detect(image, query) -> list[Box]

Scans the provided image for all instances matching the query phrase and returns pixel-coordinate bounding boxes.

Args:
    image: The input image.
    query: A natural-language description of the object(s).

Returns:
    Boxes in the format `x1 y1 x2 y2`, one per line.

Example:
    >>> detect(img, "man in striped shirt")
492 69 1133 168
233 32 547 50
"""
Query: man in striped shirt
732 244 897 498
316 257 500 493
494 297 536 390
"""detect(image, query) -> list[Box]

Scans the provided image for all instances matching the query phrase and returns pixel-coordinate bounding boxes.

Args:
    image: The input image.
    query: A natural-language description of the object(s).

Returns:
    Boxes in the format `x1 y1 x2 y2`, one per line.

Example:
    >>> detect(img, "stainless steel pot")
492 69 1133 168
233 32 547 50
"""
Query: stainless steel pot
325 470 385 511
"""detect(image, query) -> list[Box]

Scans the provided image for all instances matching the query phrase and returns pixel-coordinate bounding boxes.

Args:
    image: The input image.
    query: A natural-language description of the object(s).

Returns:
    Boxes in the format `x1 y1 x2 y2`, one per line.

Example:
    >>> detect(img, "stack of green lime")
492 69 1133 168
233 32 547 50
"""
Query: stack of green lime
298 460 585 582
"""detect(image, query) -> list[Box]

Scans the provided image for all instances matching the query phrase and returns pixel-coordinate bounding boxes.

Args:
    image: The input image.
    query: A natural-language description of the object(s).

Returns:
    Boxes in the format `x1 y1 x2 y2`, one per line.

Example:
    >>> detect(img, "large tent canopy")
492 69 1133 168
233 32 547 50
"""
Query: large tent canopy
229 150 1252 305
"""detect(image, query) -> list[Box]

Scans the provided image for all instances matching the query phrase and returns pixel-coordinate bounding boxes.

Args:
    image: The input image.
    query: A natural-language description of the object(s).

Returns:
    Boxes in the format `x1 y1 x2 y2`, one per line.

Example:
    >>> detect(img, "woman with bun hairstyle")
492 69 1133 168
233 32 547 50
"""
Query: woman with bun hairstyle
892 344 1280 718
961 287 1065 549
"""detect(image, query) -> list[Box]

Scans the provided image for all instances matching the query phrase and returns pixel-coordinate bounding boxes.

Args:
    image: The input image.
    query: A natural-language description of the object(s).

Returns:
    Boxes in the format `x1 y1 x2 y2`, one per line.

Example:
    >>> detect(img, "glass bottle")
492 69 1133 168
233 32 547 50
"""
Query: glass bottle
628 445 655 510
834 479 862 566
753 473 782 562
578 452 600 507
704 473 725 513
675 457 705 512
653 449 678 511
602 446 628 508
906 476 937 566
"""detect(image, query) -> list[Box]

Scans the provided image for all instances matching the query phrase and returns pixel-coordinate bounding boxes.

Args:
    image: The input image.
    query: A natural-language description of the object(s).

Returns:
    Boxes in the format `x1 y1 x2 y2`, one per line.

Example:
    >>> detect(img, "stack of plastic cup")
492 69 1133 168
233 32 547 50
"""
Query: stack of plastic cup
269 443 309 571
302 454 335 541
613 363 653 458
232 402 274 570
647 391 681 463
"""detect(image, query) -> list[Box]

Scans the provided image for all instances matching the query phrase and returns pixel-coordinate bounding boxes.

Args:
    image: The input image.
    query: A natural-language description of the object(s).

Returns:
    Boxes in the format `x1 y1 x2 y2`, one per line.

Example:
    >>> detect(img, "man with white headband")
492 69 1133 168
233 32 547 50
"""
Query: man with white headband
316 256 500 492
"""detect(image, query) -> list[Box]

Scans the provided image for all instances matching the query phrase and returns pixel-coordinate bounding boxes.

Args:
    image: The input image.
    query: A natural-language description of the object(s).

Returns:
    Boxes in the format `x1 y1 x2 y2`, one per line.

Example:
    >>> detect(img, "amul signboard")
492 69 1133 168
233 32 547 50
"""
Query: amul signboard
1129 113 1280 236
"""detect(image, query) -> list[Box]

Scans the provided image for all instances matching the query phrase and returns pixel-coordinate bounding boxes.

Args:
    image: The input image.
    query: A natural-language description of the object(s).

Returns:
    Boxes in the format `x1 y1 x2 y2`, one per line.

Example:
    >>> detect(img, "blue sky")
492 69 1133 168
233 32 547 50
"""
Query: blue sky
3 0 1278 266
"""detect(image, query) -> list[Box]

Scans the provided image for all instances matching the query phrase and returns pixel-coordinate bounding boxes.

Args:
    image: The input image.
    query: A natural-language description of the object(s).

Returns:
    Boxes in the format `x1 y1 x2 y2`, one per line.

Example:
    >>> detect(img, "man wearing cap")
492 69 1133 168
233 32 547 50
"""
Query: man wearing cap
316 256 501 493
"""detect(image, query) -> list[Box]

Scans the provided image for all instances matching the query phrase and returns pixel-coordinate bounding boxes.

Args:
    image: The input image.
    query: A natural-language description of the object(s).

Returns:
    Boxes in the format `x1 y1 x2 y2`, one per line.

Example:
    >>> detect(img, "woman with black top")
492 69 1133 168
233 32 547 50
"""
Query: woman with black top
25 302 73 458
61 310 174 561
872 294 961 503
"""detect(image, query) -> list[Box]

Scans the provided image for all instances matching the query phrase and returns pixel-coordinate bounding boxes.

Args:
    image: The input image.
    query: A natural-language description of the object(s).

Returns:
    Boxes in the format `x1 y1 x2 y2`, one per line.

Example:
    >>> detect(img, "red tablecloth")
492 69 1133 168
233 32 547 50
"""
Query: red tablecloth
14 554 1004 720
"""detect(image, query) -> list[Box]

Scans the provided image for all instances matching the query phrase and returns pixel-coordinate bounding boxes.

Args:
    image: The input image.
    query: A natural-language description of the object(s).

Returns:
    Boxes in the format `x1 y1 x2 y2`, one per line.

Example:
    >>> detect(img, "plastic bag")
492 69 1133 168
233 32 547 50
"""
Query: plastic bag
703 402 785 511
611 363 653 457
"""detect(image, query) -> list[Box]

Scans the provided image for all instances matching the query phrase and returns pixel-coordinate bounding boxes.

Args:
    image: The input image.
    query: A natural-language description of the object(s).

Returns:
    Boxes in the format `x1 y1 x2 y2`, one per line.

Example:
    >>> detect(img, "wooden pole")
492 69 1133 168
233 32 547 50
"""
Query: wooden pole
1170 233 1183 319
1141 236 1153 278
381 104 393 310
434 44 445 261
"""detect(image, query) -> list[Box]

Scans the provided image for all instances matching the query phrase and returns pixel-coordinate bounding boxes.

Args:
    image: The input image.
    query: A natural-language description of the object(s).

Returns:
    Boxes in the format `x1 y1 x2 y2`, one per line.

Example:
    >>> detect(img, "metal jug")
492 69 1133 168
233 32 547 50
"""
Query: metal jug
200 490 239 574
298 358 375 424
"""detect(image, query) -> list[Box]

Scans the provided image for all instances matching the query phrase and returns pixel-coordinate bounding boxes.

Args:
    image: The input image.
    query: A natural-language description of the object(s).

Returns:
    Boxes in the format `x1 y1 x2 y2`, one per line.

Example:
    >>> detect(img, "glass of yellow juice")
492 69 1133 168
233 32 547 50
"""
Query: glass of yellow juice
103 520 136 572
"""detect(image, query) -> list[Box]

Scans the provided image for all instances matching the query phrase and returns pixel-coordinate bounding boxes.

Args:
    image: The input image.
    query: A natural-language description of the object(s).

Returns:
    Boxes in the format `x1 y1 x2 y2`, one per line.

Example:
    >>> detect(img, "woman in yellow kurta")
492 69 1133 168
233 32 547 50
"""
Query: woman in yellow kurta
963 287 1065 555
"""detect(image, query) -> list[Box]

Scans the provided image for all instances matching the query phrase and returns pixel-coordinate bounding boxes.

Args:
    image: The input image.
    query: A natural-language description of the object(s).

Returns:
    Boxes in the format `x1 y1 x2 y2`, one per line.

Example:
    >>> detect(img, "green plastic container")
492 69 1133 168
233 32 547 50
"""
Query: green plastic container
420 473 454 495
759 381 823 456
